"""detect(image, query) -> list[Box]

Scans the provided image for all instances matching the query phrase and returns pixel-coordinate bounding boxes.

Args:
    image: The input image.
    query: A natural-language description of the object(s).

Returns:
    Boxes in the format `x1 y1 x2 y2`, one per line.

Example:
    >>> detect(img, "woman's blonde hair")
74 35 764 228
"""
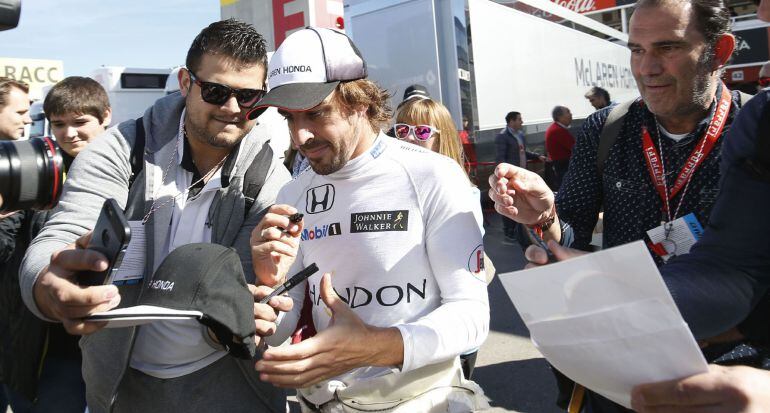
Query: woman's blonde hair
394 98 468 177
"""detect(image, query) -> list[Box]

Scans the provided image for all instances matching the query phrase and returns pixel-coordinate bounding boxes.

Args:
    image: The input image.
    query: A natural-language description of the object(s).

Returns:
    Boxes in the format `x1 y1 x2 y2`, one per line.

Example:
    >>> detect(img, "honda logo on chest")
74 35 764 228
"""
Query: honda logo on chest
306 184 335 214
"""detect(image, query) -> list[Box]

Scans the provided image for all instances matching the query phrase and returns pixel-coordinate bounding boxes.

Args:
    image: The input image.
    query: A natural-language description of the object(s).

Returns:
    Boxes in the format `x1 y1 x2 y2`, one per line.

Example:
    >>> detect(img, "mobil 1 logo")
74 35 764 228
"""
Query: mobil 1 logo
301 222 342 241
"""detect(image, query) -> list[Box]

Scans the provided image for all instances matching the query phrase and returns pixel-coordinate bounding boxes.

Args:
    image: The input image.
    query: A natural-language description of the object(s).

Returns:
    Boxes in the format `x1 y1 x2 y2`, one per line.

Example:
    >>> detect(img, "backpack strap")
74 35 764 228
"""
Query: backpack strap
597 99 635 175
129 117 146 188
738 91 753 108
242 141 274 217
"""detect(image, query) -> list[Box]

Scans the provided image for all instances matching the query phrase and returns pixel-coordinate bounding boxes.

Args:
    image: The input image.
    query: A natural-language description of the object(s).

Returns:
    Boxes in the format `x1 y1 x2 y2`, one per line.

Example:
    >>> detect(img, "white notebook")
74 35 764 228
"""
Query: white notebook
84 305 203 328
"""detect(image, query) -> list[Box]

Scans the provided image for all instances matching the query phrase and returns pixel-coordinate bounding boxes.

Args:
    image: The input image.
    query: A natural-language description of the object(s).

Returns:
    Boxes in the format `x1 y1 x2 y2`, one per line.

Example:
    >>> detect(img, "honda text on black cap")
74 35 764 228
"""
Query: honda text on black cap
86 243 260 359
246 27 367 119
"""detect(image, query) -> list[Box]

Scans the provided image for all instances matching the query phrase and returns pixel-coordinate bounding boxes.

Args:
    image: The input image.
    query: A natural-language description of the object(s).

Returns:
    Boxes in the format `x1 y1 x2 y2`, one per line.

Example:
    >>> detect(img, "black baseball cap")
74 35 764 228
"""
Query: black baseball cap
403 84 430 101
86 243 259 359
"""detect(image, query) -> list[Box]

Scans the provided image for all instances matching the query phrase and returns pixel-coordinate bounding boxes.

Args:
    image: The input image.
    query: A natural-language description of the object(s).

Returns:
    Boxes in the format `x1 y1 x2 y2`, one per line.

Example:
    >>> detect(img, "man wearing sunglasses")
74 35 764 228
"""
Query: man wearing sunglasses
19 19 290 413
248 28 490 412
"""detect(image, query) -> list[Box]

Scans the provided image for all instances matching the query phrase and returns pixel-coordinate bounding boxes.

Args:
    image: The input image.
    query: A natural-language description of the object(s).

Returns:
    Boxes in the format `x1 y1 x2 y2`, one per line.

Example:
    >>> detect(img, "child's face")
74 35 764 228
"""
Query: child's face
49 111 110 156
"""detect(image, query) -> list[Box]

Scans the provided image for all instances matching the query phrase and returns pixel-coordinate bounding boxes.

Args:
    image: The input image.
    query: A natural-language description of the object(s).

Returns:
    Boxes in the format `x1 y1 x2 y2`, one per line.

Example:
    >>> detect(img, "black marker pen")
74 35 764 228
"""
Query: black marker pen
288 212 303 223
280 213 304 233
259 263 319 304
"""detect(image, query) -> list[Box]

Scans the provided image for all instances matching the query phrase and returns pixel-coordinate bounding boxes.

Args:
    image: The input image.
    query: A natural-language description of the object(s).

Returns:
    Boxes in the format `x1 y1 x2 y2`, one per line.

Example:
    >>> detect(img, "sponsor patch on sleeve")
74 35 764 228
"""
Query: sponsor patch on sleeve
467 244 486 281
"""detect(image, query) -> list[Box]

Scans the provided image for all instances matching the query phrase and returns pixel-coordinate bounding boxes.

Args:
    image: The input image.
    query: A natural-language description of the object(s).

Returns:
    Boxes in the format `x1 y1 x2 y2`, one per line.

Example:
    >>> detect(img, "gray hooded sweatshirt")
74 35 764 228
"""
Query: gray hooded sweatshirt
20 93 289 412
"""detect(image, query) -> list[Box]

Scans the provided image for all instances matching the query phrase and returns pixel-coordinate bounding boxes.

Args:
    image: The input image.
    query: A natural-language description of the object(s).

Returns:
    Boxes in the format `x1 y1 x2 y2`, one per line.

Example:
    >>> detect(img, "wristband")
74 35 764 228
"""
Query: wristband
528 205 556 237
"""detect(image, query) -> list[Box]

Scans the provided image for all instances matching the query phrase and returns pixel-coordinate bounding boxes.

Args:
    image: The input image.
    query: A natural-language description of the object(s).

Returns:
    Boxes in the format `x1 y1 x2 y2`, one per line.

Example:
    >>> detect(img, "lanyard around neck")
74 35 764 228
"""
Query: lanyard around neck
640 85 731 221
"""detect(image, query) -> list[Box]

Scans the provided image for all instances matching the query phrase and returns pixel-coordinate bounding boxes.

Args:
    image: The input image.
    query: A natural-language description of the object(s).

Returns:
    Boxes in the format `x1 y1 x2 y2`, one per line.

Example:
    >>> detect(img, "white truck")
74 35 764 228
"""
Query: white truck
344 0 640 186
90 67 171 126
224 0 639 190
28 67 171 139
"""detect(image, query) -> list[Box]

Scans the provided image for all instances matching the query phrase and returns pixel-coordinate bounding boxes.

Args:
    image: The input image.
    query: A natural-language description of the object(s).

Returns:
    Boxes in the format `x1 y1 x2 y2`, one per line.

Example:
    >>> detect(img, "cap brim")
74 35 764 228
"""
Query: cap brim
247 81 339 120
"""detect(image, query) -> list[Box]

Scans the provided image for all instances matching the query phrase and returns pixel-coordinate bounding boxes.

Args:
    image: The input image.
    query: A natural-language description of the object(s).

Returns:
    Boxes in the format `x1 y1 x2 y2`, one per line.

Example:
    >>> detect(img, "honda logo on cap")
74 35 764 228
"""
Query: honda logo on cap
306 184 335 214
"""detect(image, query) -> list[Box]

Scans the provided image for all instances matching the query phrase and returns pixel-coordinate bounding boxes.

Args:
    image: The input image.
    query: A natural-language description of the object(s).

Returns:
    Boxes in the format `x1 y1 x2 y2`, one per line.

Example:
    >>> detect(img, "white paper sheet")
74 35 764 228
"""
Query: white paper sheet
109 220 146 284
498 241 708 408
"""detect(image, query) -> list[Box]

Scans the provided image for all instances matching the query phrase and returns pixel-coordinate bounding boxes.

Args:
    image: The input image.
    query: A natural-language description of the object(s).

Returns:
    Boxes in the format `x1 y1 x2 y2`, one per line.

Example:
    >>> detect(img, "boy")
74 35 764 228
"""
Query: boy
44 76 112 161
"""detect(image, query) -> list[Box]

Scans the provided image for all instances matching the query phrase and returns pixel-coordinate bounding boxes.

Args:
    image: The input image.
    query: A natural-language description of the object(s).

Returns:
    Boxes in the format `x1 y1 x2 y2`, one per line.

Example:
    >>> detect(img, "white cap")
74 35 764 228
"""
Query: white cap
247 27 366 119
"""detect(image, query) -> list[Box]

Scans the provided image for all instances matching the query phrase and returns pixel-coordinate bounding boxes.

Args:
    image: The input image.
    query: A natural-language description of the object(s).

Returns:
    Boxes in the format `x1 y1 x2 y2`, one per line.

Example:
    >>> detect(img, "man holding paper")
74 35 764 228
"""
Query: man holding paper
527 88 770 407
523 50 770 413
630 0 770 408
489 0 757 410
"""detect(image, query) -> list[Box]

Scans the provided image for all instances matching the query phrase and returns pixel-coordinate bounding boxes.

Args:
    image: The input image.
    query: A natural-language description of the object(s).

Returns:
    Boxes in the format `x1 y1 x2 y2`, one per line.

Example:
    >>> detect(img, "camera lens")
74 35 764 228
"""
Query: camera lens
0 137 64 212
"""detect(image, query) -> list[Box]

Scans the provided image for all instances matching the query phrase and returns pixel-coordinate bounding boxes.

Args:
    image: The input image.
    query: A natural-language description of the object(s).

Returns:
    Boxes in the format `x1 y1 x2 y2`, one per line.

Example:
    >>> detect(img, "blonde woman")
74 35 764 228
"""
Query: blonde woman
394 98 468 174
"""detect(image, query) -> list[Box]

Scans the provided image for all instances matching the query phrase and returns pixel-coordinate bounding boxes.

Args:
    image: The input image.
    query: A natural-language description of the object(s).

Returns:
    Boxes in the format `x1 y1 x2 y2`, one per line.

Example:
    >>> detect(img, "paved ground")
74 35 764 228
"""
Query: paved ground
288 212 562 413
473 213 562 413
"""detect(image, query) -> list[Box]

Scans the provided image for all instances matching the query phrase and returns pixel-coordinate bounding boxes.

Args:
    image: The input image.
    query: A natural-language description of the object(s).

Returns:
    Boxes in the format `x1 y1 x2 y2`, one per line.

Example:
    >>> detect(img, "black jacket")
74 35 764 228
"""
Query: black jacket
0 153 81 400
494 128 540 167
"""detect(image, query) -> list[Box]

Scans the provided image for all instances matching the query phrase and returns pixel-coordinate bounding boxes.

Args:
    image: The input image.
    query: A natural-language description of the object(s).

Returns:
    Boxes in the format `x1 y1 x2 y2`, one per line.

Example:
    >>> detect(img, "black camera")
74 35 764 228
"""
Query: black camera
0 0 20 32
0 137 65 212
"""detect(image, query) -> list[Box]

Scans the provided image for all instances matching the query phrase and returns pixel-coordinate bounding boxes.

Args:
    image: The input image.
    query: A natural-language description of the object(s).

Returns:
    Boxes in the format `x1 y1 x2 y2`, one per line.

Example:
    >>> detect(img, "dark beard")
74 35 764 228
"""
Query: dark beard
184 112 246 149
690 54 717 109
676 57 717 121
309 156 345 175
305 117 360 175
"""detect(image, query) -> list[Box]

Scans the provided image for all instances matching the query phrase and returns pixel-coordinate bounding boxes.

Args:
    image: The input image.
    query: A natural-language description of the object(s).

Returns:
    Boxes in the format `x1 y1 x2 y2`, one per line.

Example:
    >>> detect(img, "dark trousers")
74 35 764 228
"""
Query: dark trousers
460 351 478 379
552 159 570 191
0 384 8 413
3 357 86 413
583 391 633 413
550 365 574 410
502 217 531 249
114 354 285 413
502 215 517 238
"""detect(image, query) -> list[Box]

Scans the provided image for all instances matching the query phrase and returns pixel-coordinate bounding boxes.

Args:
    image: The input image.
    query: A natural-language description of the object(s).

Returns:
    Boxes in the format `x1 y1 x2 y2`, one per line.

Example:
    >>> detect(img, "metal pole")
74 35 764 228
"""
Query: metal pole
621 7 628 33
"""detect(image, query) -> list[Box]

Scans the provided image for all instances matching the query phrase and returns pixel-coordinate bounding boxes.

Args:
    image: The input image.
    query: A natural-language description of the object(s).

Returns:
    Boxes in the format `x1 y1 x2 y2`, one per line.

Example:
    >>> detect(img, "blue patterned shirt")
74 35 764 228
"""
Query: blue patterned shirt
556 87 743 265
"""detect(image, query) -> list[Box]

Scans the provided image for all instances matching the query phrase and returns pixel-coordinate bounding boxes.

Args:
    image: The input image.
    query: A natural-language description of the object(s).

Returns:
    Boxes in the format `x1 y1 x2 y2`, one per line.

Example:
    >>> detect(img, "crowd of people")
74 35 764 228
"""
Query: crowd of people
0 0 768 411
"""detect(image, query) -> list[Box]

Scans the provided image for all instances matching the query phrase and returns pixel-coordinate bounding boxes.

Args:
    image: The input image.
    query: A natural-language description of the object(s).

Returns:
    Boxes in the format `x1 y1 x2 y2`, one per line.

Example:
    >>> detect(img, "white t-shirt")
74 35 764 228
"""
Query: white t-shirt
130 113 241 379
658 124 689 142
270 134 489 399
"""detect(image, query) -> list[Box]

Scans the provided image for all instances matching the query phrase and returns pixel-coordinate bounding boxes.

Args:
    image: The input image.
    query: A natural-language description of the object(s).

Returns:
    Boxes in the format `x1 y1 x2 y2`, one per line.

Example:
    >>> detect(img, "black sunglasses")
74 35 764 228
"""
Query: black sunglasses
188 70 266 108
